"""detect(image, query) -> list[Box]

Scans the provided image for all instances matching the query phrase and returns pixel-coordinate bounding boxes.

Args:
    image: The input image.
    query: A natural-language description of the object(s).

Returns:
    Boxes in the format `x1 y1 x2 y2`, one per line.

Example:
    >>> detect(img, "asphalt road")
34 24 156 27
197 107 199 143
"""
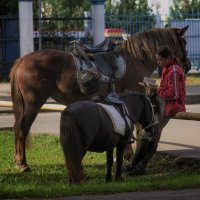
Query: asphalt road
7 188 200 200
58 188 200 200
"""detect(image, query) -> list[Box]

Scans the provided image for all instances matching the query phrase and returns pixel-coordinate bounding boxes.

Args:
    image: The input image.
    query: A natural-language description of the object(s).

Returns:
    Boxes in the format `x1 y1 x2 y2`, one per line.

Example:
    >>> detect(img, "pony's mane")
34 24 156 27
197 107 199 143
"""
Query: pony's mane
120 91 165 116
119 90 145 97
122 28 180 68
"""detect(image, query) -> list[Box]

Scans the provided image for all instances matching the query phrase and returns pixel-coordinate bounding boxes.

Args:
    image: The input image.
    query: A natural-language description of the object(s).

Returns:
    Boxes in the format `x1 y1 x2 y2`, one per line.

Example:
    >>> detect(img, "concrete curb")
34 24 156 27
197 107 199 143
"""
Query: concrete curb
186 94 200 104
158 152 200 166
0 127 13 131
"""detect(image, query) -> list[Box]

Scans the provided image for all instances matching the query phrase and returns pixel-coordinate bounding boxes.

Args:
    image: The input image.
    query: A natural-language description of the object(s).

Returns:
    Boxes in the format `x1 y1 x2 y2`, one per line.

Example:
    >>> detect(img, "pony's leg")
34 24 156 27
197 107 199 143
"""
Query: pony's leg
106 149 114 182
66 159 84 184
115 144 124 181
14 104 41 172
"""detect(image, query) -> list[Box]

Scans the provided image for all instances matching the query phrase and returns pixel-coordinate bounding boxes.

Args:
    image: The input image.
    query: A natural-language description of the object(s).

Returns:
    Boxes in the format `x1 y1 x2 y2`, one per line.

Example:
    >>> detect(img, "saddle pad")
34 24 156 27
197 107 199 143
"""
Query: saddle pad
97 103 131 136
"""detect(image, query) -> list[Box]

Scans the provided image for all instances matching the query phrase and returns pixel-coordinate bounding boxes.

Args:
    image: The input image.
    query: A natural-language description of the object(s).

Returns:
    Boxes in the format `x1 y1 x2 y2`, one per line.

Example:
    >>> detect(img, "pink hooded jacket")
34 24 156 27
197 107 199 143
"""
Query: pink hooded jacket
157 59 186 116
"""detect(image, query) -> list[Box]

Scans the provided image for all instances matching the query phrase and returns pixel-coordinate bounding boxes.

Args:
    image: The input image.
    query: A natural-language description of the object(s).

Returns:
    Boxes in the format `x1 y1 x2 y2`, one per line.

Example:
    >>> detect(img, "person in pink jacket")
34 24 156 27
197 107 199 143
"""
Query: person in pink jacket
156 46 186 116
126 46 186 176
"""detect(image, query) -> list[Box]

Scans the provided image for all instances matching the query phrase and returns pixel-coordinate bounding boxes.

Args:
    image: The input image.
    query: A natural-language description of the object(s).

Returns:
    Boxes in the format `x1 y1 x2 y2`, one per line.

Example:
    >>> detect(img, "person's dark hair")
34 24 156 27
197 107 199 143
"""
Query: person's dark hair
156 46 173 59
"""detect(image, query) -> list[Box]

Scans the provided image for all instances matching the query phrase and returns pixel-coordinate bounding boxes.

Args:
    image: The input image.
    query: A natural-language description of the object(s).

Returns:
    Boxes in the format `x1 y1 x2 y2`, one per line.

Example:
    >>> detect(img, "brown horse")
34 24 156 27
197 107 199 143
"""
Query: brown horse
9 26 191 172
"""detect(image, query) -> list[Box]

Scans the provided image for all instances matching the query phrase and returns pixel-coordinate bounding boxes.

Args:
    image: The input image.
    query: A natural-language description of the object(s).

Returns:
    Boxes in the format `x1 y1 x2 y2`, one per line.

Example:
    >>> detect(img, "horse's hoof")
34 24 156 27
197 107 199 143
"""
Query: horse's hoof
115 176 122 182
122 164 132 173
17 164 31 172
126 164 146 176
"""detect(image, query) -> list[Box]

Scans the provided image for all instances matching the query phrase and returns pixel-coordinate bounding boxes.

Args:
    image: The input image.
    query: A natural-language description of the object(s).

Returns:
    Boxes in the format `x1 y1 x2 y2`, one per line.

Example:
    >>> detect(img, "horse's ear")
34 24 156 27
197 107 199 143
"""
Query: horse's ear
178 25 189 36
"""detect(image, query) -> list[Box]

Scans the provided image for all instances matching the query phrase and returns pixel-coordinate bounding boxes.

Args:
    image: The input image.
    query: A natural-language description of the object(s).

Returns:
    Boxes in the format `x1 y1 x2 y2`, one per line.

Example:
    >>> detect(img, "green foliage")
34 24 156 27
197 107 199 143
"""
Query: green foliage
170 0 200 19
105 0 153 15
0 0 90 17
36 0 87 17
0 0 18 15
1 131 200 198
32 0 91 32
105 0 155 34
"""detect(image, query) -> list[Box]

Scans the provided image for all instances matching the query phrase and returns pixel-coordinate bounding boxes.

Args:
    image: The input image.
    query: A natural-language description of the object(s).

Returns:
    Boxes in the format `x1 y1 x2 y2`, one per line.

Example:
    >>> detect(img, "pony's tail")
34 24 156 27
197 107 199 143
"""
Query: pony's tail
60 111 85 184
9 58 25 137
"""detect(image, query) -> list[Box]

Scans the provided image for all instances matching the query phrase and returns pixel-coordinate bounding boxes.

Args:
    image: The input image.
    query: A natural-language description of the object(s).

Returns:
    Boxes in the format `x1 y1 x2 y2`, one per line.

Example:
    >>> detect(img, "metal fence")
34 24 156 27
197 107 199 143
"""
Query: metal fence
33 16 93 51
105 12 200 71
1 12 200 79
0 16 92 79
0 16 19 79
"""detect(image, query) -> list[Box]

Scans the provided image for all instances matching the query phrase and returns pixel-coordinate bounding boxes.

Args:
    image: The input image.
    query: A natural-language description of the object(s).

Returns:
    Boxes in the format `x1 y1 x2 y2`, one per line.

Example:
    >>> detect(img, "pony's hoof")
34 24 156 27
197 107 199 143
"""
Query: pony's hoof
18 164 31 172
126 164 146 176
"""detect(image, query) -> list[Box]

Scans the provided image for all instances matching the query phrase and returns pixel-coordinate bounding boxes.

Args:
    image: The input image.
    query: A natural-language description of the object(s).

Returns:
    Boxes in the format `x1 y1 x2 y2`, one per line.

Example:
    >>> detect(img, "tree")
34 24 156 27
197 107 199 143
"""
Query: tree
0 0 18 15
32 0 91 32
105 0 154 34
37 0 88 17
170 0 200 19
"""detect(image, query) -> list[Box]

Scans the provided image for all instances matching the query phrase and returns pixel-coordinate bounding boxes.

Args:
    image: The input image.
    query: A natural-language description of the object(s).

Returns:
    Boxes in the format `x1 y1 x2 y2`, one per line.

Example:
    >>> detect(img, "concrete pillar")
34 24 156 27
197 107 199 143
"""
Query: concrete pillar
84 11 92 38
155 9 161 28
18 0 34 57
91 0 105 46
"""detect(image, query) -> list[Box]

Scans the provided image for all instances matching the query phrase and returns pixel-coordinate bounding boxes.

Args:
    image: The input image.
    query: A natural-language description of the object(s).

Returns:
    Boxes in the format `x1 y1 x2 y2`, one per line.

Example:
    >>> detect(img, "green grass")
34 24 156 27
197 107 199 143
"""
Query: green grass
1 131 200 198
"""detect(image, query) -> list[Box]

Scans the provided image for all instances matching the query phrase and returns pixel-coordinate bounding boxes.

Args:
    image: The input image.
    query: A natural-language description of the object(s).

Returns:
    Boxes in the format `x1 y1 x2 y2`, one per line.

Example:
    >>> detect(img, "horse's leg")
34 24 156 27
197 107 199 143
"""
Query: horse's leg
140 116 171 168
127 116 170 176
14 104 41 172
115 143 124 181
123 144 133 162
106 149 114 182
123 123 142 161
135 123 143 148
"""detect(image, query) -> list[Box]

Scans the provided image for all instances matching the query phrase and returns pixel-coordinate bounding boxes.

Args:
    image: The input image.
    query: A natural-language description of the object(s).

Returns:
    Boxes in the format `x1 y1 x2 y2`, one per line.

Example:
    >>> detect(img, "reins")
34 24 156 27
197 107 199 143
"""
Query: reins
143 96 159 130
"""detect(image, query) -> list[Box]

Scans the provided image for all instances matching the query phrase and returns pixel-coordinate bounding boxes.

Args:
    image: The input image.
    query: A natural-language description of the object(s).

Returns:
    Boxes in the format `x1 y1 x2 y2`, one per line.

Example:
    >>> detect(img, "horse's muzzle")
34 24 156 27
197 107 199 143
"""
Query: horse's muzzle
183 57 192 73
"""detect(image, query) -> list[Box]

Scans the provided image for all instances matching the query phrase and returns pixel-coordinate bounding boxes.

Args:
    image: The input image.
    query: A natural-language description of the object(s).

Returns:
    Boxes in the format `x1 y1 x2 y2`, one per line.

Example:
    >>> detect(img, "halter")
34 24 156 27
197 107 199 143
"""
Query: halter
143 96 159 130
176 34 191 73
122 95 159 133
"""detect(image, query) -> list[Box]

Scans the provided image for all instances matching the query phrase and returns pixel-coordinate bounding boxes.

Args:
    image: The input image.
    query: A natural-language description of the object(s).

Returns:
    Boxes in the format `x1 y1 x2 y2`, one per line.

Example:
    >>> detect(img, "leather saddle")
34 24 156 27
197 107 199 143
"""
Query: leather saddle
69 38 126 81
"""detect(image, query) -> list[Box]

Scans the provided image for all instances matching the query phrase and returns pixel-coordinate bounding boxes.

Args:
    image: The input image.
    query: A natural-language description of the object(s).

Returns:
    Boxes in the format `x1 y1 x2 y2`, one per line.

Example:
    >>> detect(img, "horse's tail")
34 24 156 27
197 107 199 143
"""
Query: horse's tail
60 110 85 184
9 58 25 136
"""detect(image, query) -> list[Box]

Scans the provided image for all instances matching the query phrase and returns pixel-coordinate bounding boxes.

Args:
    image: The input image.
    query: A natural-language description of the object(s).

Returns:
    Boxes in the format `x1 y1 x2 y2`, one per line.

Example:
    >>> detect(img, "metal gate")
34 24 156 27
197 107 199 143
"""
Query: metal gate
0 16 92 79
0 16 19 79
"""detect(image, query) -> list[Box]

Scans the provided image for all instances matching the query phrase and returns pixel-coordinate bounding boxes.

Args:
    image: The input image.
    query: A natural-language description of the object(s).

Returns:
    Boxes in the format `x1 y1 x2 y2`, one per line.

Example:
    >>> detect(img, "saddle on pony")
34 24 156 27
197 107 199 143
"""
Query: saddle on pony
69 38 126 95
92 92 135 144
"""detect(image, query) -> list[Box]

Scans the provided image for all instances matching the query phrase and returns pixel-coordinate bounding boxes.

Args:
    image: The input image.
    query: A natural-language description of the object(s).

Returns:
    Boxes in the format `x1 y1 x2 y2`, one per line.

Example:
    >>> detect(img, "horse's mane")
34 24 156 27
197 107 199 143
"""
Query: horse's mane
121 28 180 69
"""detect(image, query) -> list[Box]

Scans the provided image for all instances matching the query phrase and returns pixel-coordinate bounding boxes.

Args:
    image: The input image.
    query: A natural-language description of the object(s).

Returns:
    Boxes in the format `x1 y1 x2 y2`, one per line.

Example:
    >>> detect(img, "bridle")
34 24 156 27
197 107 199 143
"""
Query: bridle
177 34 191 73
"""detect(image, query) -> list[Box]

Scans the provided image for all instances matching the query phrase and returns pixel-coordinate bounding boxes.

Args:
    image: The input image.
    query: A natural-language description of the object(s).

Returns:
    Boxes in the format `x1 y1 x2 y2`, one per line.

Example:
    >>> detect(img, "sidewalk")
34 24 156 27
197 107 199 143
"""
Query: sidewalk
158 103 200 164
1 83 200 104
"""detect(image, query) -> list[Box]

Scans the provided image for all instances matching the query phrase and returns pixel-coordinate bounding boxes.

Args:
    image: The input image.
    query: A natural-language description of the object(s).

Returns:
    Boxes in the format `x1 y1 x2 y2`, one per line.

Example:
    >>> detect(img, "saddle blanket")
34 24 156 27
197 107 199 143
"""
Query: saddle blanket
97 103 131 136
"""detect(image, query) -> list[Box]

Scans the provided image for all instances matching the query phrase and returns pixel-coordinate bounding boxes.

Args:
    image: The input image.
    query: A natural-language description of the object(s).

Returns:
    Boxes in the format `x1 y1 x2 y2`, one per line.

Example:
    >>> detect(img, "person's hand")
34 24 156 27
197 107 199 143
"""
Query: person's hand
146 84 158 95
